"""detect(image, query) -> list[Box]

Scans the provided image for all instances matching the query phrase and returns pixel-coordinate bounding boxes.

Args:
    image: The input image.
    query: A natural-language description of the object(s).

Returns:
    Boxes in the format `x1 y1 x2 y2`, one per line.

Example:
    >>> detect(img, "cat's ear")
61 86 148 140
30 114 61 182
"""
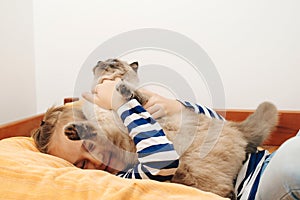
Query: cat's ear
93 61 102 74
92 65 98 74
130 62 139 72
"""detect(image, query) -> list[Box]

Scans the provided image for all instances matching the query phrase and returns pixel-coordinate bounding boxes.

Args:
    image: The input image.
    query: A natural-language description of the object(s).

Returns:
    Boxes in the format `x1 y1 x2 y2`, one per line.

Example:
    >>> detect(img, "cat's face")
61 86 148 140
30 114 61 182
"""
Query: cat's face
92 58 139 89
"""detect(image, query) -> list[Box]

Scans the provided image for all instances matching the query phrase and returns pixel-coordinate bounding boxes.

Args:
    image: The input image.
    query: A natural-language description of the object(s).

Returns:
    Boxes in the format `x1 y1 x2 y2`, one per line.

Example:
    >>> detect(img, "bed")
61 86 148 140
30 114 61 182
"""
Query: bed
0 98 299 200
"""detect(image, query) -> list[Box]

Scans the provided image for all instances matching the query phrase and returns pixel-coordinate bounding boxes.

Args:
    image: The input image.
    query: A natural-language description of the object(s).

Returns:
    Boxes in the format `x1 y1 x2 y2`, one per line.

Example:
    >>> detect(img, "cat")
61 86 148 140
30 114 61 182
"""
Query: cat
69 58 278 199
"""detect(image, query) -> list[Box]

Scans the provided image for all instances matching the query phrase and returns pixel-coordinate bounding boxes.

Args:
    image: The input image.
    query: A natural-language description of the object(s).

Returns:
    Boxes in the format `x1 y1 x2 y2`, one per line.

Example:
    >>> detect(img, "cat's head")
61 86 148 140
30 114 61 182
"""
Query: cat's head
92 58 139 89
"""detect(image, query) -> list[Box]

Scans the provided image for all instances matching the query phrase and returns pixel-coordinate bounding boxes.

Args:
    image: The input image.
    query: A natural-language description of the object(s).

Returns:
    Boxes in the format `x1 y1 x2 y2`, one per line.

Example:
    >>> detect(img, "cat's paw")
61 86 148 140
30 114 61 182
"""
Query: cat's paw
64 122 97 140
116 82 134 101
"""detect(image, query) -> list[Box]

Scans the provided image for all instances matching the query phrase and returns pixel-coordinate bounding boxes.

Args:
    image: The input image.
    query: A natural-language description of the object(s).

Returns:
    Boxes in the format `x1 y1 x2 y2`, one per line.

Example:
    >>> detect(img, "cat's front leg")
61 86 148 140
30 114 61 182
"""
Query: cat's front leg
64 122 97 140
116 81 149 105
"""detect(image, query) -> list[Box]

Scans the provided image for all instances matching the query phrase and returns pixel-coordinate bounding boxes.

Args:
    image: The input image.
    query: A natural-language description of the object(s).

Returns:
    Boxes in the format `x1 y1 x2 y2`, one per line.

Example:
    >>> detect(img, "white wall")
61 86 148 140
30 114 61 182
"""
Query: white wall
0 0 36 124
1 0 299 124
33 0 300 112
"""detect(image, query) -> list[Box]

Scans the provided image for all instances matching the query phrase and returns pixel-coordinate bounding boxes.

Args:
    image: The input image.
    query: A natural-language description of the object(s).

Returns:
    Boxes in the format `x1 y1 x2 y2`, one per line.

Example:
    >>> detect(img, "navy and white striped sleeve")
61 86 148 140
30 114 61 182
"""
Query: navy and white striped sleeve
235 150 270 200
178 100 225 120
116 99 180 181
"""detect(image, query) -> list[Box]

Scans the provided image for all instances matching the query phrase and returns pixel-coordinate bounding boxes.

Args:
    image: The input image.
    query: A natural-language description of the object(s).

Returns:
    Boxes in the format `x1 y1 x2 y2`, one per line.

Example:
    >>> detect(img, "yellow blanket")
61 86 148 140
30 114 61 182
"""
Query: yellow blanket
0 137 227 200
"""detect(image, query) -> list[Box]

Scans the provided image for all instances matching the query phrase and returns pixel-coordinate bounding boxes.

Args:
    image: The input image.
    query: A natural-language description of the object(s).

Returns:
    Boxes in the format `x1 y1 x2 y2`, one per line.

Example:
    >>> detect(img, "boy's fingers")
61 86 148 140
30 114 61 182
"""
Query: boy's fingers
143 100 154 109
150 108 165 120
82 92 96 104
151 112 161 120
146 104 159 115
145 104 166 119
102 77 122 84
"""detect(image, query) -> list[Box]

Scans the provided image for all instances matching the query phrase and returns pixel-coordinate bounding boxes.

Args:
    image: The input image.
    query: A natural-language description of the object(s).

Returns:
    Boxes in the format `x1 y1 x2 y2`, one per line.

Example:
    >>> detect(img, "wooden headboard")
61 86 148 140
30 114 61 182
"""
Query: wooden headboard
0 98 79 140
222 110 299 152
0 100 299 152
0 114 44 140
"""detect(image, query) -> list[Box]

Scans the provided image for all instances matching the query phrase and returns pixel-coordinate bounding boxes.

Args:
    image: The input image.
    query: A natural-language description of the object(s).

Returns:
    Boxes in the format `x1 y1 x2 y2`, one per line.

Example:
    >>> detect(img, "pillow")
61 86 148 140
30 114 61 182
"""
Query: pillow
0 137 226 200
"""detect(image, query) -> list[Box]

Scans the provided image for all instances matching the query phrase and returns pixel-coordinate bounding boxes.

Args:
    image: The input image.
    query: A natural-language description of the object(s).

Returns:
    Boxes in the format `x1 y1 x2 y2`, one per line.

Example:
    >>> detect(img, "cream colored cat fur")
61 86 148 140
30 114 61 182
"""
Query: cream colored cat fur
78 59 278 199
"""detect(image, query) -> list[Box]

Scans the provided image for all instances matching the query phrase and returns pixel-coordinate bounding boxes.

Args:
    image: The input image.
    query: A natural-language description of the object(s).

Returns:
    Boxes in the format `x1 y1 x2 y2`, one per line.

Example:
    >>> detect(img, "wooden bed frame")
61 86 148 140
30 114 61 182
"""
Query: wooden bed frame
221 109 300 152
0 99 299 152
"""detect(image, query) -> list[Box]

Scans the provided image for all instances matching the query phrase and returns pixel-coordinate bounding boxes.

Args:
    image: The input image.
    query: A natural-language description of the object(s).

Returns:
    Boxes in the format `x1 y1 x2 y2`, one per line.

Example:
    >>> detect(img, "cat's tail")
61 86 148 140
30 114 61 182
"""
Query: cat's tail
234 102 278 153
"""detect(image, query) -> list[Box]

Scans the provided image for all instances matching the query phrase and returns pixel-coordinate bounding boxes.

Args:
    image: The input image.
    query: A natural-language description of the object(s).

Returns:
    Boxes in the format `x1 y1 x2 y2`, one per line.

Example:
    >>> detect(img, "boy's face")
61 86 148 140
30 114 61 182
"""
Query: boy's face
47 122 125 175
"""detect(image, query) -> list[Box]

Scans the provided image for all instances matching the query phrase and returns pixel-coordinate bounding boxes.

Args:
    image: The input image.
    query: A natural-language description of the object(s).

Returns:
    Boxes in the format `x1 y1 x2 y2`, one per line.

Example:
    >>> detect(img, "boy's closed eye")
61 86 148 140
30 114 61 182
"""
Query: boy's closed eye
73 141 94 169
74 159 87 169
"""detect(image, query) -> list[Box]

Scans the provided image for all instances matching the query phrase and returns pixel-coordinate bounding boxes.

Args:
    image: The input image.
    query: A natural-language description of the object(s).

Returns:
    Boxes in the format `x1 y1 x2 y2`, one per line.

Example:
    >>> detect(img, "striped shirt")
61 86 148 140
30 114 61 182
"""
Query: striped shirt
178 100 225 120
235 151 271 200
116 99 180 181
115 98 271 198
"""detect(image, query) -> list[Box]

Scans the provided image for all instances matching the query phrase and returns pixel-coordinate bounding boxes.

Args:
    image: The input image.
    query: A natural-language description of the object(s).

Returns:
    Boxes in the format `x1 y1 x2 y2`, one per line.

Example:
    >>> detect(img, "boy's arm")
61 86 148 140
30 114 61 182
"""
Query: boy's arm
116 99 179 181
141 89 225 120
178 100 225 120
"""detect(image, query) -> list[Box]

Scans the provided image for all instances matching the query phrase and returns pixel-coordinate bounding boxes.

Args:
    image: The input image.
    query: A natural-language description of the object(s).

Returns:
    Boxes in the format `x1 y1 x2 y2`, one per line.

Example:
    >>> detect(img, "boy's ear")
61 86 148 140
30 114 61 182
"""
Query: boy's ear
129 62 139 72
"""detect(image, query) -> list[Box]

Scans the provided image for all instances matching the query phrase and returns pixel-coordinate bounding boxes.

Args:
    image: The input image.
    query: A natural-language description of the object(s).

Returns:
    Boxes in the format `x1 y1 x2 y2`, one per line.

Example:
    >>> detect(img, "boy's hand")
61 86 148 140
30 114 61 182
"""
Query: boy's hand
82 78 126 110
140 89 184 119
